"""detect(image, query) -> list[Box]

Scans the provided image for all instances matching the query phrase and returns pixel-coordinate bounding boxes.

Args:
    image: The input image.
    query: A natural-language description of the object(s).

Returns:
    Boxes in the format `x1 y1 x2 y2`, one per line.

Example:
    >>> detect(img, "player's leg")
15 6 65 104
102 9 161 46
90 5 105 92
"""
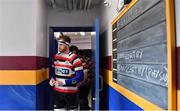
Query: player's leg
53 91 67 110
65 93 79 110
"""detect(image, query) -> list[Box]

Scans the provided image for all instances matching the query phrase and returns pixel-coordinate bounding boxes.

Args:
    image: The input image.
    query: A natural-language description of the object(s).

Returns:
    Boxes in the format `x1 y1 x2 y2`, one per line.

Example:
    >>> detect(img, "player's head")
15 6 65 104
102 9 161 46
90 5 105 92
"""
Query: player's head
57 35 71 53
69 45 79 54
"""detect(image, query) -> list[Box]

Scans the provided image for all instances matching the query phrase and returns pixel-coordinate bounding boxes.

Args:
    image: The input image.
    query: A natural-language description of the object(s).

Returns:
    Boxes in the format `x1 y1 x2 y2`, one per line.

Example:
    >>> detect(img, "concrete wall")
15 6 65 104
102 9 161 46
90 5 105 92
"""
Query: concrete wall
36 0 48 57
47 7 100 27
99 0 119 56
99 0 178 110
99 1 142 110
175 0 180 110
71 36 92 49
0 0 47 57
0 0 49 110
0 0 36 56
47 7 99 54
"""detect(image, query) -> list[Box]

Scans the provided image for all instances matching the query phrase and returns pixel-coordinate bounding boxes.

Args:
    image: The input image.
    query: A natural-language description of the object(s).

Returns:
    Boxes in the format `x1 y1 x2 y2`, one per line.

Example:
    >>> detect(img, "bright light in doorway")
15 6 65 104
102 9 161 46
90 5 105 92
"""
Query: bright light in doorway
75 32 78 35
54 32 61 38
80 32 85 36
91 32 96 36
104 0 112 7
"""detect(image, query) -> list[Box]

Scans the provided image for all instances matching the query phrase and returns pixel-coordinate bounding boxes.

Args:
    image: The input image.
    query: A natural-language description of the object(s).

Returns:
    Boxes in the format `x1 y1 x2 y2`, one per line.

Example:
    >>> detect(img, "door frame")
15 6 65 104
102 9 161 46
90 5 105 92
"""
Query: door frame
48 26 98 109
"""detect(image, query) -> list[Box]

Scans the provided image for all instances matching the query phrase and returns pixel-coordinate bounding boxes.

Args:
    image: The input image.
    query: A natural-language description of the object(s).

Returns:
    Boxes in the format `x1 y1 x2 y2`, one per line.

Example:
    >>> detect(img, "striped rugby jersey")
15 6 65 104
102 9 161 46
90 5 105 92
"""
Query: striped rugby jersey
53 52 84 93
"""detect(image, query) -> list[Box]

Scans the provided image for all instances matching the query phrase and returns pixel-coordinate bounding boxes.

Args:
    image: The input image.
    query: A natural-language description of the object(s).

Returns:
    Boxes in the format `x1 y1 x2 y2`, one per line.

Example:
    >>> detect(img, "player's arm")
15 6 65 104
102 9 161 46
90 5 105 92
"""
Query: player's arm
65 57 84 85
49 54 58 86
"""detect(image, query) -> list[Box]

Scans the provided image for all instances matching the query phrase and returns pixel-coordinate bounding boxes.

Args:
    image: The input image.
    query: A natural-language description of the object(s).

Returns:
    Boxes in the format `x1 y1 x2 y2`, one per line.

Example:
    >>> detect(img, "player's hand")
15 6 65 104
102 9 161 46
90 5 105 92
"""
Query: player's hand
49 78 56 86
54 81 65 87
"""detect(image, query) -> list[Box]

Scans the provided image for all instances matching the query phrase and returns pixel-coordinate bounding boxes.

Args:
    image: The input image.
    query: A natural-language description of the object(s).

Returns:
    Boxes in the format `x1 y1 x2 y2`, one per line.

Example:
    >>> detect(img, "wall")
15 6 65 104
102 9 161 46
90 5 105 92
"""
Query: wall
36 0 48 57
0 0 47 57
175 0 180 110
0 0 49 110
100 0 177 110
47 7 100 27
99 0 119 56
99 1 142 110
71 36 92 49
47 7 99 55
0 0 36 56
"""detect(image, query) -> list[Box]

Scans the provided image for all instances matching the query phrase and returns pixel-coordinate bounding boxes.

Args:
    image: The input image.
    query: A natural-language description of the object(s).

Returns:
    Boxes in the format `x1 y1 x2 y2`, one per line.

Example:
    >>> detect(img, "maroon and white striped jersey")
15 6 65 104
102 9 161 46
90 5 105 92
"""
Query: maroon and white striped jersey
53 52 83 93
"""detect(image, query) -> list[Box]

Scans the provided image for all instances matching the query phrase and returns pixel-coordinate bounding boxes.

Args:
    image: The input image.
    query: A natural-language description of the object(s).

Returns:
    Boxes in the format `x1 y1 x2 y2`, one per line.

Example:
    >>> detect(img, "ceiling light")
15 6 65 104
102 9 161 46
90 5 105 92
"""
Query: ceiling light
54 32 61 38
80 32 85 36
104 0 111 7
64 32 67 35
104 0 108 4
91 32 96 36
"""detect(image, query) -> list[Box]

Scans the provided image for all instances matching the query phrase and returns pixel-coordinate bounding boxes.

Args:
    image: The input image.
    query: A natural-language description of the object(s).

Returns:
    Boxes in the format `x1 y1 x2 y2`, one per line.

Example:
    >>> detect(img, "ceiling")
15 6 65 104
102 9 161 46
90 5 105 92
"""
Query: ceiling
54 32 96 39
46 0 102 11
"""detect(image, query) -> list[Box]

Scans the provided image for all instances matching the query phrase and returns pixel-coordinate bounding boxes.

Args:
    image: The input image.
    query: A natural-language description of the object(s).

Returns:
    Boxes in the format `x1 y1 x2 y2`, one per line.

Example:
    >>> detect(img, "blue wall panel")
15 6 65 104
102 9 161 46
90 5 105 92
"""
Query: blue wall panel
0 80 51 110
36 80 51 110
100 83 143 110
0 85 36 110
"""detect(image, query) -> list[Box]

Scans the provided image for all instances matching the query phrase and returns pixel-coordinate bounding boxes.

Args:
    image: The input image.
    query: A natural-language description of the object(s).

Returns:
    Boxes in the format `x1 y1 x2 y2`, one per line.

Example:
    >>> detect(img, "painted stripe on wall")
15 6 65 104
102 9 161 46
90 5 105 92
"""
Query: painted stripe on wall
0 56 48 70
0 56 50 109
101 52 179 110
178 90 180 110
36 80 51 110
100 82 142 110
177 47 180 90
103 69 163 110
0 68 49 85
177 47 180 110
100 56 165 109
0 85 36 110
175 0 180 110
0 80 50 110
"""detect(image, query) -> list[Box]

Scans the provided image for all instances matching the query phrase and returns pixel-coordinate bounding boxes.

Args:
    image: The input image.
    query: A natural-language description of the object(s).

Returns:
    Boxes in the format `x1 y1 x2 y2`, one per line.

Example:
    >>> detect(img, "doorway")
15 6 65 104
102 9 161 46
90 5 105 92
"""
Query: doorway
49 26 99 110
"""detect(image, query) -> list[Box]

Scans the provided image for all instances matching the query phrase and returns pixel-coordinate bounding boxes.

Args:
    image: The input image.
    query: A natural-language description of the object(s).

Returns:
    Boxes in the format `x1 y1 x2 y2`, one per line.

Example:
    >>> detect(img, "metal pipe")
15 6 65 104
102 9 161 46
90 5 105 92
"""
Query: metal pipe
87 0 92 9
84 0 89 10
50 0 56 8
73 0 77 10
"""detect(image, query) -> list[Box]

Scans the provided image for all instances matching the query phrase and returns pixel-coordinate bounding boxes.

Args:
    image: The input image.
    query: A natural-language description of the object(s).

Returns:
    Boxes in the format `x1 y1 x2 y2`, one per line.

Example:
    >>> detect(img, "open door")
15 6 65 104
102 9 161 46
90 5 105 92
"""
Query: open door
91 19 100 110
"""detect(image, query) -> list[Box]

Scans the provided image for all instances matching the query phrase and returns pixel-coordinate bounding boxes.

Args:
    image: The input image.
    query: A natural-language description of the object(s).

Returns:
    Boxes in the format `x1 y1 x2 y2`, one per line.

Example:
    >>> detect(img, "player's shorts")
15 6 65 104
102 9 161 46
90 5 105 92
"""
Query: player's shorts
53 91 79 110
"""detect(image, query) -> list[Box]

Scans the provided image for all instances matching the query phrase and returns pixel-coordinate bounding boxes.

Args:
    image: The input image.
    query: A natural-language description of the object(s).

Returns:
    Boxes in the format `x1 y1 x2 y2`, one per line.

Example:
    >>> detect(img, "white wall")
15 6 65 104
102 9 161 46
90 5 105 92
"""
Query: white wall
0 0 47 57
71 36 92 49
47 7 100 55
47 7 100 27
0 0 36 56
36 0 47 57
175 1 180 110
99 1 120 56
175 0 180 47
